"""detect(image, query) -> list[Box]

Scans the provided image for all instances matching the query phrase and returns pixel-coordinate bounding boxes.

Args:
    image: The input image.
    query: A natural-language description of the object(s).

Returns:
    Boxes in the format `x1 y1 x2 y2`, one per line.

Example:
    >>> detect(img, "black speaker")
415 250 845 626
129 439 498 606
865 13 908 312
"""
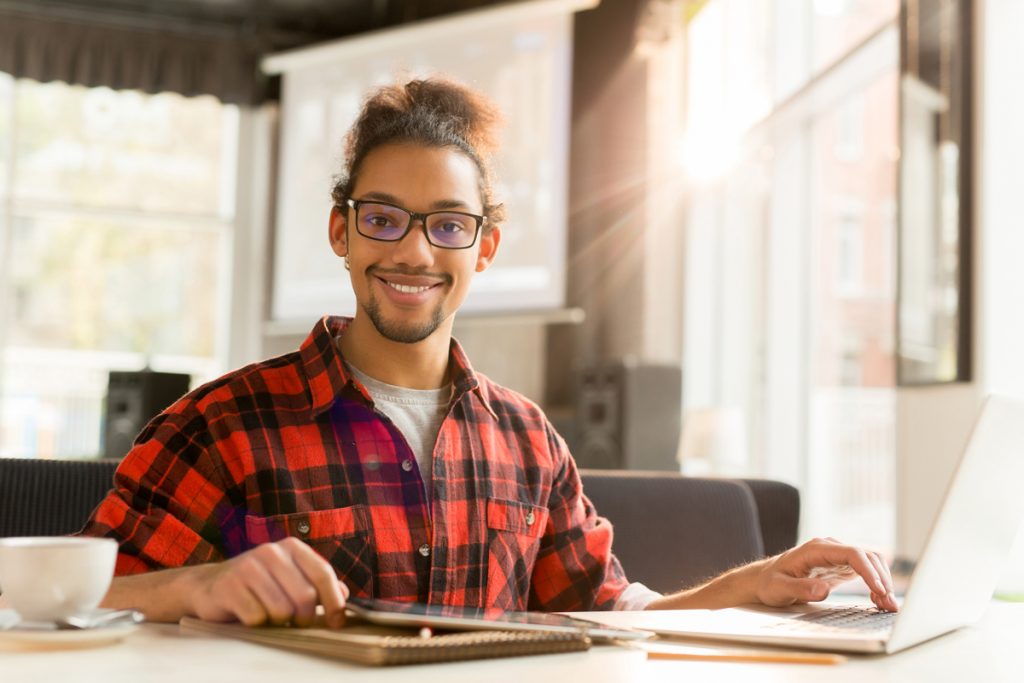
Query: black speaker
575 360 682 471
103 370 191 459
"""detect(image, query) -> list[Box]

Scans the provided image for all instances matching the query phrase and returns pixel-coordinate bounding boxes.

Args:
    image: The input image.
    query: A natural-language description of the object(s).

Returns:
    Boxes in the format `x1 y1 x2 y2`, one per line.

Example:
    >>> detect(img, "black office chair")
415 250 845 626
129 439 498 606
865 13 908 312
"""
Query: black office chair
0 458 118 537
579 470 799 593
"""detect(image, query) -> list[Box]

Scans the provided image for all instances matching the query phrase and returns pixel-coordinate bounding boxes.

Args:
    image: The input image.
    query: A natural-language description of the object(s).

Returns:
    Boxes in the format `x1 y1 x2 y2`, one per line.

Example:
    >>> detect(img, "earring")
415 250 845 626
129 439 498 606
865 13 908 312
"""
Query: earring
344 255 351 271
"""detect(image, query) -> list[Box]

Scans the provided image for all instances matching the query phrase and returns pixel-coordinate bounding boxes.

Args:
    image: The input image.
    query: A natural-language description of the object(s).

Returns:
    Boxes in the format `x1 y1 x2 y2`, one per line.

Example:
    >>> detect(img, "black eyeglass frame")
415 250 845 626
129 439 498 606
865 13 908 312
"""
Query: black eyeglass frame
344 198 487 250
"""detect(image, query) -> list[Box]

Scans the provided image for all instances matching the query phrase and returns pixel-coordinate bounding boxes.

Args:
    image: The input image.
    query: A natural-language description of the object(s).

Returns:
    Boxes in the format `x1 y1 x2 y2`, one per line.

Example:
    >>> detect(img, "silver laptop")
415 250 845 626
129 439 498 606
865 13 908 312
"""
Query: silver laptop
607 395 1024 654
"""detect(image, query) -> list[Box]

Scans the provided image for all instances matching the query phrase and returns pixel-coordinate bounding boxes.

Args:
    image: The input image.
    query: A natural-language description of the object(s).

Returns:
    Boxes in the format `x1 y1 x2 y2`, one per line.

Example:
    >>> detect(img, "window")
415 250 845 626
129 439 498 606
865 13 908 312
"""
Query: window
834 93 866 162
836 204 865 295
0 76 237 459
680 0 899 552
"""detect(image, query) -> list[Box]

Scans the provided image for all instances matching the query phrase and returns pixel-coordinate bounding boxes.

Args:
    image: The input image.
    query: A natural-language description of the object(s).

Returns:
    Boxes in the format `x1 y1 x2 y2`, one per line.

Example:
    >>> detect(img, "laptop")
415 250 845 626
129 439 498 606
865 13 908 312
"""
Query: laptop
584 395 1024 654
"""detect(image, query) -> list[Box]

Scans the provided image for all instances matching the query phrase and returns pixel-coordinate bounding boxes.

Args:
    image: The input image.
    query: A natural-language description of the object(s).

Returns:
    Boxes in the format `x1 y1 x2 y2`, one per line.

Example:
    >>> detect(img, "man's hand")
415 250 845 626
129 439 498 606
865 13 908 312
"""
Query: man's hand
99 537 350 627
754 537 898 612
188 537 350 627
646 536 898 612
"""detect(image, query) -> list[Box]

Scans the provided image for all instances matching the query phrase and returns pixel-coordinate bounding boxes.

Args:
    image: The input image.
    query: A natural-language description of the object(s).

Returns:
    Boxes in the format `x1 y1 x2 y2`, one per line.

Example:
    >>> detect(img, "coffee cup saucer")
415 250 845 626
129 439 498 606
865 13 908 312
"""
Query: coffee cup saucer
0 608 141 650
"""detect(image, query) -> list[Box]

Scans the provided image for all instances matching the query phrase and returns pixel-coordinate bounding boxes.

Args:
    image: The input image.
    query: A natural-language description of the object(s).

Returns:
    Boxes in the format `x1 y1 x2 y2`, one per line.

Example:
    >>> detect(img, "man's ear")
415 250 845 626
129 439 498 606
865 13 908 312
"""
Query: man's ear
475 225 501 273
329 205 348 258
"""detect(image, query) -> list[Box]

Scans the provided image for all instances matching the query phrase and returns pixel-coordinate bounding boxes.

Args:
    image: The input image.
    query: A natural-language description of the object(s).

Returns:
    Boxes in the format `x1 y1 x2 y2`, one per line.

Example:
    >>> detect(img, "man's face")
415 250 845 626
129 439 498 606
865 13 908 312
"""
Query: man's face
329 143 500 344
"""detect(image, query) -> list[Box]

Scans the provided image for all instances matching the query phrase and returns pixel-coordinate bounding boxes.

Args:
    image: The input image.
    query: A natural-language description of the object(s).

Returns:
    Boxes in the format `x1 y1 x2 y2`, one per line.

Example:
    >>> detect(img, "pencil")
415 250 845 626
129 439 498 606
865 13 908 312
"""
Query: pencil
642 644 847 665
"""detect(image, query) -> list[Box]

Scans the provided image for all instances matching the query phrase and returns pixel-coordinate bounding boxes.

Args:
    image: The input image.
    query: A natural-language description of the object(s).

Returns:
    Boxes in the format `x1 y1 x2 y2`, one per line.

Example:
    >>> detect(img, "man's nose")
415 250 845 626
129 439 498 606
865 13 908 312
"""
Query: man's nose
390 220 435 266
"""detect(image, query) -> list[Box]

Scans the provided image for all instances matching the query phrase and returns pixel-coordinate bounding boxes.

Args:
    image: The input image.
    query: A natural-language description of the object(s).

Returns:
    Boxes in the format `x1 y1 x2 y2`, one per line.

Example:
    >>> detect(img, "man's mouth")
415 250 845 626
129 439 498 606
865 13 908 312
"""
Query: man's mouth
368 268 451 297
384 281 434 294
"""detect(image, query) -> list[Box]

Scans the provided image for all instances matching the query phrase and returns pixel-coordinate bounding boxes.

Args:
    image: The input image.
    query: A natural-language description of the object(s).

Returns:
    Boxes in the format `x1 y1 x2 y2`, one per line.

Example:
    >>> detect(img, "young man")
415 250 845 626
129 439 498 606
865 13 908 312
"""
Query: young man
82 79 897 627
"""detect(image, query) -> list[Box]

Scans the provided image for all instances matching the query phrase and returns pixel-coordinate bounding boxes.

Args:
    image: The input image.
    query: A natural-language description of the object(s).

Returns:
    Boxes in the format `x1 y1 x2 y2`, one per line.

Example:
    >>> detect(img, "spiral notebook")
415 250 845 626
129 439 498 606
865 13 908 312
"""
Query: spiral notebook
179 617 591 666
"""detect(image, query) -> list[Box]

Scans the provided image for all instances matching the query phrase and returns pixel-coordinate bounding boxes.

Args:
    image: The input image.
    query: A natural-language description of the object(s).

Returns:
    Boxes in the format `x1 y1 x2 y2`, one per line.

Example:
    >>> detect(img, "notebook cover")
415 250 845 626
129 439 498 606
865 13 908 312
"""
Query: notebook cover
179 617 591 666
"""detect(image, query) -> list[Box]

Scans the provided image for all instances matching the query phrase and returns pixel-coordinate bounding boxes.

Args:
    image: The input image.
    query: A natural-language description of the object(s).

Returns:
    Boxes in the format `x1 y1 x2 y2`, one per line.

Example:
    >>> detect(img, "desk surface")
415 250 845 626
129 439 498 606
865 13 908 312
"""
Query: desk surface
3 601 1022 683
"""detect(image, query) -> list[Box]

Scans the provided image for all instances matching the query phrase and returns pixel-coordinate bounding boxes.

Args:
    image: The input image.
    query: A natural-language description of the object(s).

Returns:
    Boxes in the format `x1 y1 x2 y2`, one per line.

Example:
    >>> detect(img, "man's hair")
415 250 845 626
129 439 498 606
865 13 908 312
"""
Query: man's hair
331 77 505 228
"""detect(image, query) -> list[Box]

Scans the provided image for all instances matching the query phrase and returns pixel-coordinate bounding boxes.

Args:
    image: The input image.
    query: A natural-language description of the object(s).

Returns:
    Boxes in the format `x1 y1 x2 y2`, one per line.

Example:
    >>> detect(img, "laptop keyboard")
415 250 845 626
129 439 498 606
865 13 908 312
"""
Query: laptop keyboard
769 607 898 633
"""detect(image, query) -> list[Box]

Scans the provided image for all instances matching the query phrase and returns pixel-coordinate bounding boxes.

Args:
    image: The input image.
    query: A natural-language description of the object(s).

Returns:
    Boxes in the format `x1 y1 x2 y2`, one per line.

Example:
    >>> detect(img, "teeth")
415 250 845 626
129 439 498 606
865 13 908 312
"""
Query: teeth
386 281 431 294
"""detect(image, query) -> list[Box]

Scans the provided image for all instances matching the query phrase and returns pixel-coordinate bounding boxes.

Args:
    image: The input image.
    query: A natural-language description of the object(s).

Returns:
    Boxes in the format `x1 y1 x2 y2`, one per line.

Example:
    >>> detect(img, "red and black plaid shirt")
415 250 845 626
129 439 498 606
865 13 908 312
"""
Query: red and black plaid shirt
83 316 629 611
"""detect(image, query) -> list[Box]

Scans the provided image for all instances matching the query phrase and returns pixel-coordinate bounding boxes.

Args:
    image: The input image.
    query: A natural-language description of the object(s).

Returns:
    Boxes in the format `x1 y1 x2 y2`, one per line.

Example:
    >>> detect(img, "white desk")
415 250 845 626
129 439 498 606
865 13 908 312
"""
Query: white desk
3 602 1022 683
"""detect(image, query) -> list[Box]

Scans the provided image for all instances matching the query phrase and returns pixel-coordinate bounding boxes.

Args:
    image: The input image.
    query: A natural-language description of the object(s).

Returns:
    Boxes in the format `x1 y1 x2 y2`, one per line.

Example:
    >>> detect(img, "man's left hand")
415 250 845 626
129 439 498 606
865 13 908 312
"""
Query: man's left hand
646 536 899 612
754 537 898 612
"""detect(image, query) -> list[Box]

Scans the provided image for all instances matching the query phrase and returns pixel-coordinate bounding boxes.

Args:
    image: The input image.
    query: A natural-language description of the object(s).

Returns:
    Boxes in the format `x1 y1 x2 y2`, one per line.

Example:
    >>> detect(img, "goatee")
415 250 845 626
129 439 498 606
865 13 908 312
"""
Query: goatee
363 296 447 344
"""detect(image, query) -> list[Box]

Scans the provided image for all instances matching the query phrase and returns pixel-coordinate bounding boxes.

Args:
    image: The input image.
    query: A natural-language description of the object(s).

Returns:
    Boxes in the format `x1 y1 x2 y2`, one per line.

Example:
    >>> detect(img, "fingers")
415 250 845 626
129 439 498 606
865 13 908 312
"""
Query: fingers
193 564 270 625
194 538 347 627
285 538 350 628
233 552 302 625
768 538 900 612
865 551 899 612
759 573 830 607
805 540 886 595
824 545 899 612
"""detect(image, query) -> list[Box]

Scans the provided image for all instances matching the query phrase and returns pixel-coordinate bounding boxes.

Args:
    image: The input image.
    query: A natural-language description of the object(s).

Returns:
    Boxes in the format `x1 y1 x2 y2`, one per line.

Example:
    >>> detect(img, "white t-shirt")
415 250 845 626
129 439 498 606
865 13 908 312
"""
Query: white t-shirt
346 363 450 503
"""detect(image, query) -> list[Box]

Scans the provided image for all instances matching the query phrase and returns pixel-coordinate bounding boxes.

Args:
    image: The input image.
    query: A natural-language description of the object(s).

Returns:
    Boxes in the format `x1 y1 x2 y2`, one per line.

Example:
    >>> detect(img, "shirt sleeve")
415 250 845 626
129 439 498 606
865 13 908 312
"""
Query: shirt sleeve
78 399 241 575
527 423 633 611
613 581 663 610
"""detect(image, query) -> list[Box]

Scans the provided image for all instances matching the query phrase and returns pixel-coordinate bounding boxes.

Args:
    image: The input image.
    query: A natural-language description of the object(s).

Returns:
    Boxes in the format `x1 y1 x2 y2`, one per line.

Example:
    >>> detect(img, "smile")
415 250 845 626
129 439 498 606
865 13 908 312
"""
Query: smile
385 281 434 294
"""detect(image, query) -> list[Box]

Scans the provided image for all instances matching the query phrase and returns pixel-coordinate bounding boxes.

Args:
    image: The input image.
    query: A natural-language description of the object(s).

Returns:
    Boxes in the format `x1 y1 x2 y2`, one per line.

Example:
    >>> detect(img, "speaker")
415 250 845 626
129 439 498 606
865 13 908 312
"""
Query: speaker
575 360 682 471
103 370 191 459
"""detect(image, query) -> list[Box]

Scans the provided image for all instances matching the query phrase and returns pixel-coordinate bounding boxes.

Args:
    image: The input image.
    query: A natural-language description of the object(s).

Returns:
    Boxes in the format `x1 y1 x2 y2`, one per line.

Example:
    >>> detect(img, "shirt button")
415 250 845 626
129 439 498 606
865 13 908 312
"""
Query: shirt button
402 459 414 472
418 544 430 557
297 521 311 536
526 511 536 526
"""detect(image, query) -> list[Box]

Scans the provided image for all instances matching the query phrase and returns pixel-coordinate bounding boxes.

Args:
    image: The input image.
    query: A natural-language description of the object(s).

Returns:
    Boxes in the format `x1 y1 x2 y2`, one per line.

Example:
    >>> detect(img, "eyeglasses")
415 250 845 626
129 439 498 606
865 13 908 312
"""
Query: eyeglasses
345 198 486 250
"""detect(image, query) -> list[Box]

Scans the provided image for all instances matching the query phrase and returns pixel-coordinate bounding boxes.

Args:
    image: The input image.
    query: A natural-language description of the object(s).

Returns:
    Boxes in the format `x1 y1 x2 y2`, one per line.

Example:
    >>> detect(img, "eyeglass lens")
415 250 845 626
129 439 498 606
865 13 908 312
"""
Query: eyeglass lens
356 202 478 249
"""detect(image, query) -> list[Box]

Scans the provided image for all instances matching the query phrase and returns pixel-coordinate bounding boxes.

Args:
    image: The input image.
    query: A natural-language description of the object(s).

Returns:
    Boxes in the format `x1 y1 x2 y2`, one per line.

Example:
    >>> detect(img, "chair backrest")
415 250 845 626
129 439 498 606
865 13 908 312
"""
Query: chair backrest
739 477 800 558
580 470 789 594
0 458 118 537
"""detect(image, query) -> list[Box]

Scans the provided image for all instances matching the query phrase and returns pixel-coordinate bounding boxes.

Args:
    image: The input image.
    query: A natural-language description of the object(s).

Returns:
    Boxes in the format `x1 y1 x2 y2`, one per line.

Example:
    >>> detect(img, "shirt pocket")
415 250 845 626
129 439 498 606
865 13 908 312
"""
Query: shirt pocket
485 498 549 610
244 505 375 598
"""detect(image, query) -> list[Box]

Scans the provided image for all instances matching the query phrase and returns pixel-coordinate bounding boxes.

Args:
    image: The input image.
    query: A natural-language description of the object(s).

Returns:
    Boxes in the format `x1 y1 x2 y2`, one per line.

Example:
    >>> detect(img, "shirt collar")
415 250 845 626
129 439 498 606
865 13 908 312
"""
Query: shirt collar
300 315 497 420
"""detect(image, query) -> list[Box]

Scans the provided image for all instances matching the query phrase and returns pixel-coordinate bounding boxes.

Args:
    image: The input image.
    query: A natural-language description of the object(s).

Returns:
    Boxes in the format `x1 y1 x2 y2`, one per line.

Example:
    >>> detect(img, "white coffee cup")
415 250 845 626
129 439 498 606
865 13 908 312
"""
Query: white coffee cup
0 537 117 622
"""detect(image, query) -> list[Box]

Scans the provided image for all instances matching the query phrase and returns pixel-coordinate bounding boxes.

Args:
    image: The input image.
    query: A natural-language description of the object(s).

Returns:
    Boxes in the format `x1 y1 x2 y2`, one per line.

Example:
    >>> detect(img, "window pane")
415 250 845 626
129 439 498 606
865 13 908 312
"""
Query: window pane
812 0 898 74
1 79 234 460
13 81 235 216
1 213 226 459
682 0 901 554
686 0 773 172
6 213 224 357
806 69 899 549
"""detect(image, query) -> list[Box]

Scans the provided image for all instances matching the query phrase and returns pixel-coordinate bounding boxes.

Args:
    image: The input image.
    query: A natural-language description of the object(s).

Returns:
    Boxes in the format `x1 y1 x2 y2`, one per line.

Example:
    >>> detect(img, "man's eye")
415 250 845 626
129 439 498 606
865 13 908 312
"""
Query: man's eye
366 215 392 227
438 222 464 233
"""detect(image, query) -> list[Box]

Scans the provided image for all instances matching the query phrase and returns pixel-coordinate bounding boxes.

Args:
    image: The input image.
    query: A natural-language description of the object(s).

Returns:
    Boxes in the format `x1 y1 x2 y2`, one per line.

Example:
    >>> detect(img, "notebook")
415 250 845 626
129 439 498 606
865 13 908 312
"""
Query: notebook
575 395 1024 654
179 616 591 666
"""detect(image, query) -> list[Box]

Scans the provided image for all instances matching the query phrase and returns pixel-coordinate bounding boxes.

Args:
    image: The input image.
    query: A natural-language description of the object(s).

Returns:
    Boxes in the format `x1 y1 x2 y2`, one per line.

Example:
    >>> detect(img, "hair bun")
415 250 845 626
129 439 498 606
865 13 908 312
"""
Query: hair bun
331 77 506 227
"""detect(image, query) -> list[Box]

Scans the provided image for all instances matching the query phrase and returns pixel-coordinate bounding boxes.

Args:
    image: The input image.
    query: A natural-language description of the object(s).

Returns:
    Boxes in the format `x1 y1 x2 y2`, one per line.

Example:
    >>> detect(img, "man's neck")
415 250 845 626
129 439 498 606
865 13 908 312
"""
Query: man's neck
337 314 453 390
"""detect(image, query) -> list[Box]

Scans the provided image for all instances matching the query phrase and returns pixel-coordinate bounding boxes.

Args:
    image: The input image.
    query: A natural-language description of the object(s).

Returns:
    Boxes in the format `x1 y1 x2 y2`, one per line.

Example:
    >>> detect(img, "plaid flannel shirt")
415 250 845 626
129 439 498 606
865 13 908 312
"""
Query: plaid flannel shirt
82 316 630 611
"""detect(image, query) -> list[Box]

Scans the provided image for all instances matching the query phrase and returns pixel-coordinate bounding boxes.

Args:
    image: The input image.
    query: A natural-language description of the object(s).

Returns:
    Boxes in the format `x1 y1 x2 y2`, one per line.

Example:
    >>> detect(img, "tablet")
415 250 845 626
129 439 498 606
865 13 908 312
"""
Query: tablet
345 598 653 643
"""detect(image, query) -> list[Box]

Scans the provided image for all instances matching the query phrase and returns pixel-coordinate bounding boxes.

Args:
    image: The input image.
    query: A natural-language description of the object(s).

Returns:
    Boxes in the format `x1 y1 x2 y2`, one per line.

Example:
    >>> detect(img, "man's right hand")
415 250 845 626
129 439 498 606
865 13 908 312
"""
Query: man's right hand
188 537 349 627
100 537 350 627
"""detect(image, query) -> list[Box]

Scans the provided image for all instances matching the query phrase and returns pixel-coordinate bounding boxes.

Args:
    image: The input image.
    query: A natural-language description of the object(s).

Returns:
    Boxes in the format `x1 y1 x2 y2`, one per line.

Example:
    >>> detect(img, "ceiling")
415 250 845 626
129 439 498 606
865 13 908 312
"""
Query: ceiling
0 0 536 102
1 0 531 54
